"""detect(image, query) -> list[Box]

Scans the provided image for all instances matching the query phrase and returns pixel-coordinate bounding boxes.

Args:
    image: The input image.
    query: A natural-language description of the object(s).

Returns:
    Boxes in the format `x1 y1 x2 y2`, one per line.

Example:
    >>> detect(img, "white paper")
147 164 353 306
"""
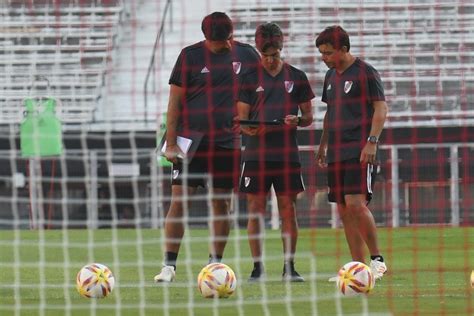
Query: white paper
161 136 192 157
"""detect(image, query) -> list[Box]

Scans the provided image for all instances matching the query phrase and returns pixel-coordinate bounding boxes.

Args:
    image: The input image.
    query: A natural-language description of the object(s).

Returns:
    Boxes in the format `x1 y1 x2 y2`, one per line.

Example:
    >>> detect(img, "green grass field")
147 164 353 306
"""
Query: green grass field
0 227 473 315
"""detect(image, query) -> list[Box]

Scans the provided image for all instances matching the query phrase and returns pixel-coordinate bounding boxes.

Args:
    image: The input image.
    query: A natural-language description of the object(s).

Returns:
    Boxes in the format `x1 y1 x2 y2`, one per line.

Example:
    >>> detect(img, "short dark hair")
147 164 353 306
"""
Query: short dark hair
315 25 350 51
201 12 233 41
255 22 283 52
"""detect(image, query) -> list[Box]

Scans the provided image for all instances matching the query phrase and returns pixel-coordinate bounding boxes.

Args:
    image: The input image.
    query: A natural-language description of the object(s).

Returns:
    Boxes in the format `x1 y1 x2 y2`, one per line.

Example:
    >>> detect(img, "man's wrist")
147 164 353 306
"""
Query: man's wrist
297 117 302 126
367 136 378 144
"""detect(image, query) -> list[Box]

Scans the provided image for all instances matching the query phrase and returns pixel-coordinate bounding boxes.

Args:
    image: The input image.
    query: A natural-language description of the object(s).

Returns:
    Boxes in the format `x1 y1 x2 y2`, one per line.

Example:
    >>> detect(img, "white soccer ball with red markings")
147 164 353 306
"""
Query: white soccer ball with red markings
197 263 237 298
336 261 374 296
76 263 115 298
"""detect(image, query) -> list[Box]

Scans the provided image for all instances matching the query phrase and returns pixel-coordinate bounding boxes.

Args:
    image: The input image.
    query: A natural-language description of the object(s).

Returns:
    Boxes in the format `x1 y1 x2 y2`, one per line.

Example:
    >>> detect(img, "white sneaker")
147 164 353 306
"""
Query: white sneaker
370 259 387 280
154 265 176 283
328 276 338 282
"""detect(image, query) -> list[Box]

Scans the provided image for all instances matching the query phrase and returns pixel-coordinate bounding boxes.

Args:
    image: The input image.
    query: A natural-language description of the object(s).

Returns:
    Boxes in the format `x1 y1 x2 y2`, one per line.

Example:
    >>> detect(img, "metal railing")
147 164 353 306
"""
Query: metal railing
1 142 473 229
143 0 172 125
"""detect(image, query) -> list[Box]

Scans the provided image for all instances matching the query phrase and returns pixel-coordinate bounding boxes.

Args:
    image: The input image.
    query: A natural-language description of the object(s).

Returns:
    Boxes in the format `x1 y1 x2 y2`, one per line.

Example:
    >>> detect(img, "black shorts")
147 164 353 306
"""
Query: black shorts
171 143 240 189
327 158 376 204
239 161 304 195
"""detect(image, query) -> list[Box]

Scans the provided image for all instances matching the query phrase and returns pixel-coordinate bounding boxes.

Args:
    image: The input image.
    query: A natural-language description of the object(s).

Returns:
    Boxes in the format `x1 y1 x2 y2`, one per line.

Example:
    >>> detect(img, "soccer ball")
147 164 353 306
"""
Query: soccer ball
197 263 237 298
336 261 374 296
76 263 115 298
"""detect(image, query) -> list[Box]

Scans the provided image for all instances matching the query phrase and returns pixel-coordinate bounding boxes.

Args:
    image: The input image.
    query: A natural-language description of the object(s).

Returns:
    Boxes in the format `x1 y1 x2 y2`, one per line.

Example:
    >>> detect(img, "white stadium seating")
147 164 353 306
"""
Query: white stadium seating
0 0 123 124
0 0 473 127
229 0 474 127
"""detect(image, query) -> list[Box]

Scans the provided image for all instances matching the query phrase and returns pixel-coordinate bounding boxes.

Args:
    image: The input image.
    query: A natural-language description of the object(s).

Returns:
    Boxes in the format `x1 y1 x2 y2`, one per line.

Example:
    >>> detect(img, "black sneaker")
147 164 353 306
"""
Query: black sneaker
208 254 222 264
282 263 304 282
248 266 265 282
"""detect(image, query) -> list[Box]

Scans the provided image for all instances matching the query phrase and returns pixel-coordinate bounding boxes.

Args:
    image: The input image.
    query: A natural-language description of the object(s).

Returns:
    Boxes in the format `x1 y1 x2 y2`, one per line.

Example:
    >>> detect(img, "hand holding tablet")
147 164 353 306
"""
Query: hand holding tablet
238 119 284 127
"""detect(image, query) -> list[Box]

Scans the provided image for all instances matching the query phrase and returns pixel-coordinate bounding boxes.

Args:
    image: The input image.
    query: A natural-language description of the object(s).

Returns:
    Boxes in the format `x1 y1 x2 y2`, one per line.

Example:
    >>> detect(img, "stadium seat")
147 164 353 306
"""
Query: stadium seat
0 0 123 124
229 0 474 127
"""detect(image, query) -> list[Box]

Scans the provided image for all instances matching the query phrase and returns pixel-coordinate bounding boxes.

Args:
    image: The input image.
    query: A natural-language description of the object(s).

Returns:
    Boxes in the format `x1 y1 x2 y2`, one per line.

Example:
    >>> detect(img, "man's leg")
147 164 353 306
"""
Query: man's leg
327 161 361 257
340 194 380 262
155 185 196 282
164 185 197 255
208 146 240 261
343 194 387 279
277 195 304 282
245 193 267 281
337 198 365 262
209 187 233 260
246 194 267 263
276 195 298 261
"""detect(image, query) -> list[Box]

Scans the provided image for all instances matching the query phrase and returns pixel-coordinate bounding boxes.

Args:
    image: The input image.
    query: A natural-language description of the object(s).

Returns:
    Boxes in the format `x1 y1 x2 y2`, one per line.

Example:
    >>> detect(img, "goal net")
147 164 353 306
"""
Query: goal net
0 0 473 315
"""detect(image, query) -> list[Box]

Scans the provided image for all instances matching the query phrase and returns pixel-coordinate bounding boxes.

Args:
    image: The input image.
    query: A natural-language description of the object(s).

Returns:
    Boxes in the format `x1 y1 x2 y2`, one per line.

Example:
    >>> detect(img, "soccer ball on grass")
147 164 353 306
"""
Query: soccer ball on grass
197 263 237 298
76 263 115 298
336 261 374 296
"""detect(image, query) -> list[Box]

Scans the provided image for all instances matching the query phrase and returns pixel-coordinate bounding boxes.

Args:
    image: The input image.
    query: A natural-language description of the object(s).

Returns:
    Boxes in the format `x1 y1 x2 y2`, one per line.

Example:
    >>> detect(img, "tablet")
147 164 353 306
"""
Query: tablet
238 119 283 126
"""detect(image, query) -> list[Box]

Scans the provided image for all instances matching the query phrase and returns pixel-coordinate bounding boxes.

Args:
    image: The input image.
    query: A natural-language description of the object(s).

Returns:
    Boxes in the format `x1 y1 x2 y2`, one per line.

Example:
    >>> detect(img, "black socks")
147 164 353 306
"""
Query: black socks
165 251 178 270
208 254 223 263
370 255 384 262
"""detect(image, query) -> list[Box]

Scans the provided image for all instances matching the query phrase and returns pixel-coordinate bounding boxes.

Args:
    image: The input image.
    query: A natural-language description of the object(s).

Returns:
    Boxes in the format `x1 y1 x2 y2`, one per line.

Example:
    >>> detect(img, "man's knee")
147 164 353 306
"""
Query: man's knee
344 195 367 212
212 199 231 216
280 207 296 220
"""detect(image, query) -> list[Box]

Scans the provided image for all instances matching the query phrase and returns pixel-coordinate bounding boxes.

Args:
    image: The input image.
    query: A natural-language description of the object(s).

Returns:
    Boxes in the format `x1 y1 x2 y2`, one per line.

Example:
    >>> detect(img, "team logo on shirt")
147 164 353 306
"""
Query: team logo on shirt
172 169 180 179
256 86 264 92
284 81 294 93
244 177 251 187
344 81 353 93
232 62 241 74
200 66 210 73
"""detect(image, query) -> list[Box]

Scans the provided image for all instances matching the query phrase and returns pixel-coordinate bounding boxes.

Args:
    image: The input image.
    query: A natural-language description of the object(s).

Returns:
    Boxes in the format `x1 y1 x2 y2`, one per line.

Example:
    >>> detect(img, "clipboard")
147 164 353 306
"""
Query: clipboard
158 130 203 161
160 136 192 156
238 119 283 127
